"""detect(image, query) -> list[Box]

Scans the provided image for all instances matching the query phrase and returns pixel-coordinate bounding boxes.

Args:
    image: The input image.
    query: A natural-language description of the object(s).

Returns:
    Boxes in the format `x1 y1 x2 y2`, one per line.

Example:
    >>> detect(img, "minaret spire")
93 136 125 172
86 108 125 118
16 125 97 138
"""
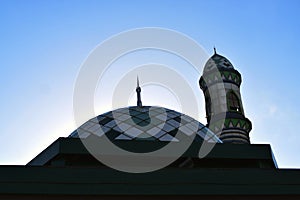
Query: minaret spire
136 76 142 107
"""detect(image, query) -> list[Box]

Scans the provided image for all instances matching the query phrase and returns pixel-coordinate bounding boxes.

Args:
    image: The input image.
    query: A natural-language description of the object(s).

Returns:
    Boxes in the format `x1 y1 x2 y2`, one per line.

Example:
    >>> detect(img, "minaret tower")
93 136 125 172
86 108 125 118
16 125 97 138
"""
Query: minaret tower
136 76 143 107
199 48 252 144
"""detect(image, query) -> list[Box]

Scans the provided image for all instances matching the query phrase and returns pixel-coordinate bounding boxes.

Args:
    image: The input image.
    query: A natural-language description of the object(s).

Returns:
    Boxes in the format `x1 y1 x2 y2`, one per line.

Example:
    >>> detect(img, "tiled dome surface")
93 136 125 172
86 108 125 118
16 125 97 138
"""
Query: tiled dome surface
203 53 234 73
69 106 222 143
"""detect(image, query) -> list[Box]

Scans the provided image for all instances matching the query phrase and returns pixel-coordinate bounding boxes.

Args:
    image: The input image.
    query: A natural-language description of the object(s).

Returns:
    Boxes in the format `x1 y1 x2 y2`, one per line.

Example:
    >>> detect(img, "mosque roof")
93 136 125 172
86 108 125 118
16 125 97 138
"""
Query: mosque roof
203 50 235 73
69 106 222 145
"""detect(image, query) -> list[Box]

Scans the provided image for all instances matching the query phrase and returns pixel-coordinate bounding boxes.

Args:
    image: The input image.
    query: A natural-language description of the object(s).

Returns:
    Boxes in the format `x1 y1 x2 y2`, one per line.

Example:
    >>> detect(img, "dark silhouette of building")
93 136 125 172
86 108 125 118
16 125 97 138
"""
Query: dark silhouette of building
1 50 300 199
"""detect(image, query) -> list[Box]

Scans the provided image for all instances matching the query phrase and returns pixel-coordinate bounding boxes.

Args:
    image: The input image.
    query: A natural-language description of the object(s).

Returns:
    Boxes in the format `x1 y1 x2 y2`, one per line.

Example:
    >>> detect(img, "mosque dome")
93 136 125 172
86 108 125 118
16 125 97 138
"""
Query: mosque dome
69 106 222 151
200 49 242 89
203 51 234 73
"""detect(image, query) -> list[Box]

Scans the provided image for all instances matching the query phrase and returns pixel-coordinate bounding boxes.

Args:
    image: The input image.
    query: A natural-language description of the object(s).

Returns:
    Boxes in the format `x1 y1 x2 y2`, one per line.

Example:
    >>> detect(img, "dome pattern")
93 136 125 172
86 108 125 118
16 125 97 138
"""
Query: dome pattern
200 52 241 90
69 106 222 143
203 53 234 73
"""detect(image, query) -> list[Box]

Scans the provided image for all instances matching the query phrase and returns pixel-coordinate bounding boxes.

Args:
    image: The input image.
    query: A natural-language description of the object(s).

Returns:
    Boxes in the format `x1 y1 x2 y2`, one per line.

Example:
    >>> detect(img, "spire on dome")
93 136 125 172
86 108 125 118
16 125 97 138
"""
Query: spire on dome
136 76 142 107
214 46 217 54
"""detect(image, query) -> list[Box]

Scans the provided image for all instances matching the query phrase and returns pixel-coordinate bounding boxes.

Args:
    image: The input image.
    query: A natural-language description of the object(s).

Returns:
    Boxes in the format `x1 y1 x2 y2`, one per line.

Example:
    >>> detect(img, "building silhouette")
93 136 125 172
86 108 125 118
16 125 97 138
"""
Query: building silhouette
1 50 300 199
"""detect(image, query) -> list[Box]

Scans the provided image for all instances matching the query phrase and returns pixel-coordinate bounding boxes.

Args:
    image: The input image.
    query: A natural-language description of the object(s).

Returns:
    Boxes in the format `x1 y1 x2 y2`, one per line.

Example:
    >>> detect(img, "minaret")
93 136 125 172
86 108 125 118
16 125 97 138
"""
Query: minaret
199 48 252 144
136 76 142 107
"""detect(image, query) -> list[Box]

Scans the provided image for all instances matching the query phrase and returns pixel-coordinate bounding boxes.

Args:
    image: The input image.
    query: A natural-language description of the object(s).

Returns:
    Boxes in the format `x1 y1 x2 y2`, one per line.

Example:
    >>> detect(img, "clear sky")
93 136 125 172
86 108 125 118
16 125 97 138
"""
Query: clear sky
1 0 300 168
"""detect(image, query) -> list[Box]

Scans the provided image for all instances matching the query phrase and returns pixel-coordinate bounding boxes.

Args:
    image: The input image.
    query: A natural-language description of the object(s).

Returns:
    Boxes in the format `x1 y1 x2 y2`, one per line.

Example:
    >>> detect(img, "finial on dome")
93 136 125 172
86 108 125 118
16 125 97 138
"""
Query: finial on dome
214 46 217 54
137 76 140 88
136 76 142 107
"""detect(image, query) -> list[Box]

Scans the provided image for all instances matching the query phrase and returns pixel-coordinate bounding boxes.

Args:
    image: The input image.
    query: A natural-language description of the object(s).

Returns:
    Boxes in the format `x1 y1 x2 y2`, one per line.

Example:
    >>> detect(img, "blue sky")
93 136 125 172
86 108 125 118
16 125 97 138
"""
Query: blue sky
1 0 300 168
